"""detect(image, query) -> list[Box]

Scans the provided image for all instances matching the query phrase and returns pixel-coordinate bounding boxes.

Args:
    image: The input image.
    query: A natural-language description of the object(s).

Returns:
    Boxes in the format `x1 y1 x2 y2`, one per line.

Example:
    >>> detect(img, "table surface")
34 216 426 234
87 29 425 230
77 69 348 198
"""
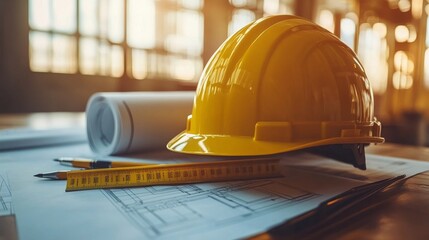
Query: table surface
1 113 429 240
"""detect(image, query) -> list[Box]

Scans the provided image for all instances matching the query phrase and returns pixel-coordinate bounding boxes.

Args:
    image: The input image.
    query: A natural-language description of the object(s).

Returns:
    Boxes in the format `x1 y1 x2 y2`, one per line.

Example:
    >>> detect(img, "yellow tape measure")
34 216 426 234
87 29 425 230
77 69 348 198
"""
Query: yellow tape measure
66 158 283 191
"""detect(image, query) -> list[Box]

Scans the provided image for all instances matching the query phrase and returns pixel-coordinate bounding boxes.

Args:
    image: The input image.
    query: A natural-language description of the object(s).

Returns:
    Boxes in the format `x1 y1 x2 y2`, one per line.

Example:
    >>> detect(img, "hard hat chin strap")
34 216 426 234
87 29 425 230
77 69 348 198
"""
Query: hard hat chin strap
308 144 367 170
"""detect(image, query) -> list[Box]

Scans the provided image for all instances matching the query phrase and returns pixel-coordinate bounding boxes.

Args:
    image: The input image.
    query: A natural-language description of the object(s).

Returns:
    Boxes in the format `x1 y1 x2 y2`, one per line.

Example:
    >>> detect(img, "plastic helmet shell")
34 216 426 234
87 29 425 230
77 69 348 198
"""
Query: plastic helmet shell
167 15 384 156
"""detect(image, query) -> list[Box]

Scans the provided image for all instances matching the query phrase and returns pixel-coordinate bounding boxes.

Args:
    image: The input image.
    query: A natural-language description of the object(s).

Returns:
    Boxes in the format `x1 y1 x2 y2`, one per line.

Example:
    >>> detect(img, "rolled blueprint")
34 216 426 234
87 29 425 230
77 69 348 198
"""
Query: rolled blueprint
86 91 194 155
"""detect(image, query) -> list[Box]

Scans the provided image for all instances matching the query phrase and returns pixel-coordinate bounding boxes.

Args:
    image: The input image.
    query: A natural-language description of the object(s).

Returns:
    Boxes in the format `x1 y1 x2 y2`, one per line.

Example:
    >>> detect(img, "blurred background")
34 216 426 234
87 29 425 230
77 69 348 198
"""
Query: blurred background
0 0 429 146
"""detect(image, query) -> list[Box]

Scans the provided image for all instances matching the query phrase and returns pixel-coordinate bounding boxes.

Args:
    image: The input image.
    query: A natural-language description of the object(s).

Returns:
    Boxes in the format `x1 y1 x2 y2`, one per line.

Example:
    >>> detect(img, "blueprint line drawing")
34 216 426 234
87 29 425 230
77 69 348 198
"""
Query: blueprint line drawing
102 178 317 239
0 174 13 216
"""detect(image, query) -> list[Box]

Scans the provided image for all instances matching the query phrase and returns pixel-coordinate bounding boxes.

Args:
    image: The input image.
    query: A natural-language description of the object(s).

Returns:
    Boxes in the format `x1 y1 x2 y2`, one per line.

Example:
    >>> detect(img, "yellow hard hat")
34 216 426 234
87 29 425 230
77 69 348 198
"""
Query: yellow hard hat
167 15 384 167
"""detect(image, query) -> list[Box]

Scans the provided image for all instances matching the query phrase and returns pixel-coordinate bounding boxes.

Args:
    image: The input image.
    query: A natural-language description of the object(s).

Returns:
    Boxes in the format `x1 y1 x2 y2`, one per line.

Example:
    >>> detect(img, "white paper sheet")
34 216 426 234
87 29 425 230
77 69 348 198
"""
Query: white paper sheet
2 143 429 240
0 127 86 151
86 92 194 155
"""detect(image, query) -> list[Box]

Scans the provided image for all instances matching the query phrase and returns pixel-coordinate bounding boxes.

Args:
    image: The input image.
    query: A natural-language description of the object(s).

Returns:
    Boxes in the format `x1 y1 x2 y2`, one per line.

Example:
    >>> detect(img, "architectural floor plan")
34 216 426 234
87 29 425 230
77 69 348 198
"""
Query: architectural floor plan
0 174 13 216
103 178 316 239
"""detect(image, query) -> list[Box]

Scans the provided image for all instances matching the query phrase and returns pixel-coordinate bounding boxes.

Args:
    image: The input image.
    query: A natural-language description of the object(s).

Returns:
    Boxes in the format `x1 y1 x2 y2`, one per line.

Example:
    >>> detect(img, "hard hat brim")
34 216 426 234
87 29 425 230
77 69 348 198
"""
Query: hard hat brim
167 131 385 156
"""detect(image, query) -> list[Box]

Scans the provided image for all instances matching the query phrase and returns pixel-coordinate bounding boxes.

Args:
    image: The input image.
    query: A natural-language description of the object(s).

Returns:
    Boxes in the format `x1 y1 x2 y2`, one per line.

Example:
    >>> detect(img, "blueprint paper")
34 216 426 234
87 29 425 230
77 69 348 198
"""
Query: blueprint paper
1 144 429 240
0 127 86 151
0 173 13 216
86 92 194 155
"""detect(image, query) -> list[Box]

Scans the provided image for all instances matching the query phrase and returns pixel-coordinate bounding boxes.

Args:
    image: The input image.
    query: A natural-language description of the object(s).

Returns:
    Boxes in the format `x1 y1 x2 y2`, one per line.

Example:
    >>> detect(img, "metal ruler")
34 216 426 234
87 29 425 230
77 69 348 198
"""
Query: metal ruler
66 158 283 191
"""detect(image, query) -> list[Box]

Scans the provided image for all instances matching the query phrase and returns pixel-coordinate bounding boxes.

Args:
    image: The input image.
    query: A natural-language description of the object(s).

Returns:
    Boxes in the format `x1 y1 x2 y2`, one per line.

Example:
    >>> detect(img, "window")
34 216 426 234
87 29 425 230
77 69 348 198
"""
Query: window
78 0 124 77
357 22 389 94
28 0 296 82
28 0 204 81
29 0 78 74
316 9 335 33
340 13 357 49
228 0 295 36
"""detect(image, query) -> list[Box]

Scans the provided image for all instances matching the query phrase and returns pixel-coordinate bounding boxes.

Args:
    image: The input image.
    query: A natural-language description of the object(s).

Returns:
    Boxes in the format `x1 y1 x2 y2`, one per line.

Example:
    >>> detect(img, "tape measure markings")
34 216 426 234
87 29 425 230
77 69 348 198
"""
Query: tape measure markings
66 158 283 191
